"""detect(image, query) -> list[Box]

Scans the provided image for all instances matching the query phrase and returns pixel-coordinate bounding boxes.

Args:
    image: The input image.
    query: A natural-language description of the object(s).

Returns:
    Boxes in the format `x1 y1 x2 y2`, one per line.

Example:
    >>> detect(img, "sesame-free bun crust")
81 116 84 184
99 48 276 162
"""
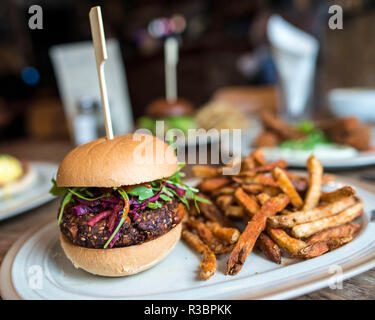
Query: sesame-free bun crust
56 134 178 187
60 223 182 277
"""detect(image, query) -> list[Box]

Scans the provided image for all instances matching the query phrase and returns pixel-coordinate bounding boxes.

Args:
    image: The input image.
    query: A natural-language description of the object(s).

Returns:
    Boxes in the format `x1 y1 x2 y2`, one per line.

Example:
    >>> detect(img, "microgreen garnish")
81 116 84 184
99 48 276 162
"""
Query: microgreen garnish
68 189 111 201
57 192 73 226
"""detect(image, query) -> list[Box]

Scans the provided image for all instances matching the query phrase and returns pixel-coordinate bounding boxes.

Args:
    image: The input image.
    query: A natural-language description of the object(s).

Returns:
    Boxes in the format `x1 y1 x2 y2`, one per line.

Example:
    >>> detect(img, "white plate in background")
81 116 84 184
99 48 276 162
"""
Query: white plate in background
226 125 375 169
0 162 57 221
1 177 374 300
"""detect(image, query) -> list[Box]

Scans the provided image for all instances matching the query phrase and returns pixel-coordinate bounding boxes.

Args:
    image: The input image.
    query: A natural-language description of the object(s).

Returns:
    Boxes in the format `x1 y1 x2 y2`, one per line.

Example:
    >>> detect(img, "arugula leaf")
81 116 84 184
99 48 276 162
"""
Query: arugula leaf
127 186 155 201
147 201 162 209
159 194 172 202
68 189 111 201
49 179 68 197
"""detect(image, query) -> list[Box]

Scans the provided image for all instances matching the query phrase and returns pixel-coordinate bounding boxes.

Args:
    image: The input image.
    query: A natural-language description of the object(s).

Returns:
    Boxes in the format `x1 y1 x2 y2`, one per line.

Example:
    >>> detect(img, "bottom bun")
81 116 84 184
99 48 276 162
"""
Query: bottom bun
60 223 182 277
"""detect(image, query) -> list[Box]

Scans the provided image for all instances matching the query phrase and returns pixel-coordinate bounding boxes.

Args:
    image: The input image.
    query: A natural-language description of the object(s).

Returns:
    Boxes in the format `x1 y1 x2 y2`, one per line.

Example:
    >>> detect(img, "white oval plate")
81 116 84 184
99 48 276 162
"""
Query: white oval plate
0 162 58 221
1 178 375 300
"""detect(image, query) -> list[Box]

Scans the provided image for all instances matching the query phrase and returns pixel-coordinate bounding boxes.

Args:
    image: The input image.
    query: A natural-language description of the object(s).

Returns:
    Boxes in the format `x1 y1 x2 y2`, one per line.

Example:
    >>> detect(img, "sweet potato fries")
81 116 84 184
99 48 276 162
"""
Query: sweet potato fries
183 149 363 280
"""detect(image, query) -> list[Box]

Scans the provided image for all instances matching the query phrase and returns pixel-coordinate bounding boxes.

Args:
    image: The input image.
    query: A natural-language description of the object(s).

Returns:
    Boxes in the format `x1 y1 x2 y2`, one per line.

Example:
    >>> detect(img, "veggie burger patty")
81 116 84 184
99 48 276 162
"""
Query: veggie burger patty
60 198 186 249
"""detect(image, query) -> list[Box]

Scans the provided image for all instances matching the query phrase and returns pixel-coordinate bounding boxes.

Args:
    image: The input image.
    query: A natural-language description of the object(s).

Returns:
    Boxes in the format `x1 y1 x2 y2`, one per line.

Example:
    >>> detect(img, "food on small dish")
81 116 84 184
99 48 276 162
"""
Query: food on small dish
0 155 37 200
51 134 207 277
318 116 371 151
195 101 251 131
253 112 372 160
138 98 196 134
185 148 362 279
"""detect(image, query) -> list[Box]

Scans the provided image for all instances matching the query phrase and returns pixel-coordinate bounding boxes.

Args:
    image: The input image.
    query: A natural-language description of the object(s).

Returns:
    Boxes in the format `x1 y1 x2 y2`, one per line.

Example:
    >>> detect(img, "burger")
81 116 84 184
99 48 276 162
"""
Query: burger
138 98 196 134
50 134 207 277
0 154 36 200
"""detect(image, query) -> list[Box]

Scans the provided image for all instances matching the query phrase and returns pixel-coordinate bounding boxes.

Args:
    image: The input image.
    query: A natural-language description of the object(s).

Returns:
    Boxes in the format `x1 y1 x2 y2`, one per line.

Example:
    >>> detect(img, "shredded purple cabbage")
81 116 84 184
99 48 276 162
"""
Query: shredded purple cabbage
107 212 120 233
74 197 101 207
72 204 91 215
165 183 186 197
87 210 113 226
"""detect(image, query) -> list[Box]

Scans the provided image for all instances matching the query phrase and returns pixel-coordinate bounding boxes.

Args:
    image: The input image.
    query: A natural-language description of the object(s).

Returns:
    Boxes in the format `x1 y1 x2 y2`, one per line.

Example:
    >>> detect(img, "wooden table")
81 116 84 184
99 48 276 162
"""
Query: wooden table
0 139 374 300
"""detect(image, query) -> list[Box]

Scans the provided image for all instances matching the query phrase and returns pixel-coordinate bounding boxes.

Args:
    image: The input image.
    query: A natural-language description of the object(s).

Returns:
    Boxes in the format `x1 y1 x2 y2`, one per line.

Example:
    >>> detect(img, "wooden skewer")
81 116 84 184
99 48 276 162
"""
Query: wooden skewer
89 6 114 140
164 37 179 103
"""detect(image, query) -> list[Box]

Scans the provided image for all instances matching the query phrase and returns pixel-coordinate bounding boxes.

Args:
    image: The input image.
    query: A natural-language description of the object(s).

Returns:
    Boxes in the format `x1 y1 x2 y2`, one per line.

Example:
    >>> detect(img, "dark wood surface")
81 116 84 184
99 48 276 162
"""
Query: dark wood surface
0 139 374 300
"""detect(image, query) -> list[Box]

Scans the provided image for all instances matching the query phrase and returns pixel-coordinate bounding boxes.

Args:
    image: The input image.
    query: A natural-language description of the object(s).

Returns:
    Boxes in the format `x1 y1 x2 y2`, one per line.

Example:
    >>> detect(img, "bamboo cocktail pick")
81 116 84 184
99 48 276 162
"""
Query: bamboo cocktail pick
89 6 114 140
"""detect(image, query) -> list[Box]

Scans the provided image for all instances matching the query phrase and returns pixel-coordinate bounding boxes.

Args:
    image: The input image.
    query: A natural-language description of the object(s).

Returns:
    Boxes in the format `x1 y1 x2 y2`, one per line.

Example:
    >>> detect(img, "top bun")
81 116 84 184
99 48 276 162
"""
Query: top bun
56 134 178 187
146 98 194 118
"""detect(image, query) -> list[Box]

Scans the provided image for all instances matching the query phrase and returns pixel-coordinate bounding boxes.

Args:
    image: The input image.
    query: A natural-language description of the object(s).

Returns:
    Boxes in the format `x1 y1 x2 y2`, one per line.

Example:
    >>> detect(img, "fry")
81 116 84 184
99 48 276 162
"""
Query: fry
215 195 233 211
285 172 335 186
182 229 216 280
211 186 236 197
298 241 329 259
226 194 289 275
303 155 323 210
242 184 281 196
267 228 307 255
225 205 244 219
268 196 357 228
192 165 219 178
241 184 265 194
252 149 267 166
234 174 279 187
242 156 256 171
234 187 260 217
256 192 271 205
291 200 363 238
273 167 303 209
187 218 226 254
200 177 231 192
258 232 281 264
306 223 360 245
206 221 240 244
320 186 356 203
240 159 287 175
196 193 234 227
327 236 354 250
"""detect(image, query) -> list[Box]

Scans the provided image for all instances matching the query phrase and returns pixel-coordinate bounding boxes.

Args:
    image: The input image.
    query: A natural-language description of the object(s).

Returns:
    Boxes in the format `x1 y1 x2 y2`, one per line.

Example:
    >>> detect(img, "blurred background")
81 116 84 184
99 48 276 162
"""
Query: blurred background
0 0 374 143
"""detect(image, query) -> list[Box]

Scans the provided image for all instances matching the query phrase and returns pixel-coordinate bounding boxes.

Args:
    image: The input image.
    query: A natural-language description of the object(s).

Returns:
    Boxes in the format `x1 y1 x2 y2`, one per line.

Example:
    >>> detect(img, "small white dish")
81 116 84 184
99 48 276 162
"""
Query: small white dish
0 162 57 221
328 88 375 123
229 125 375 169
1 178 374 300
